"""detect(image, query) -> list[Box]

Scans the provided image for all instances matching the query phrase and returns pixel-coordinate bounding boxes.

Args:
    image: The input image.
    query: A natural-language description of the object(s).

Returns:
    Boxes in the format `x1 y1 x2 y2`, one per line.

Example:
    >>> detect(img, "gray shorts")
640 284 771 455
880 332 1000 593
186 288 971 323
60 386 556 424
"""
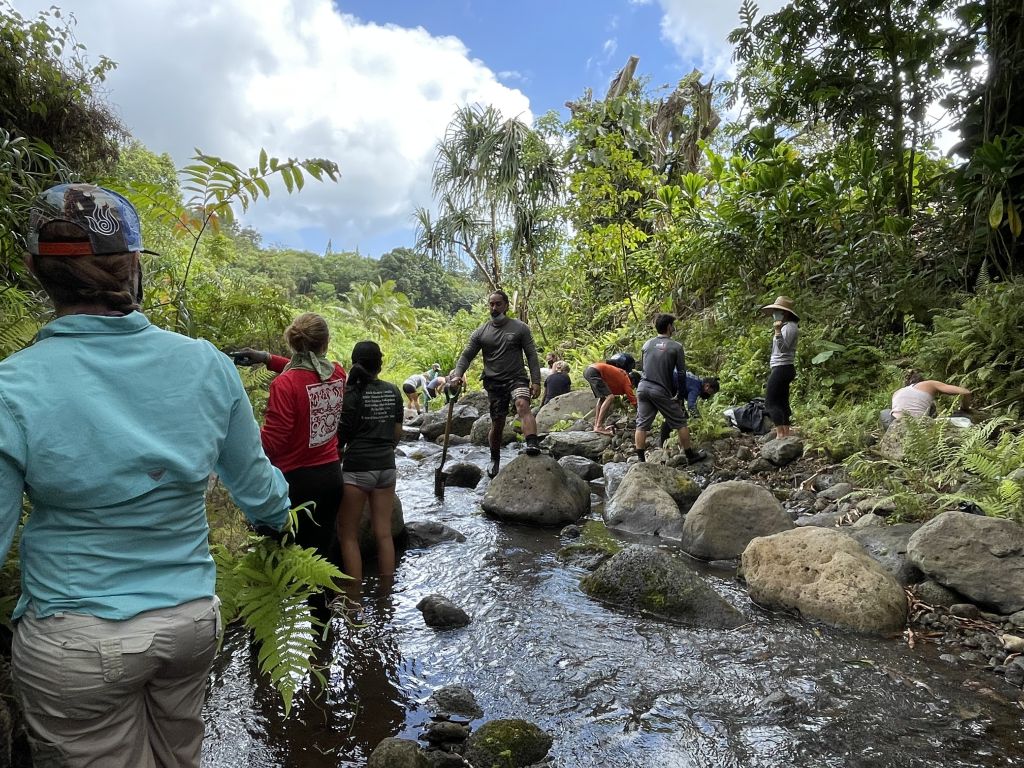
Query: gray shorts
636 382 688 431
343 468 397 490
583 366 612 399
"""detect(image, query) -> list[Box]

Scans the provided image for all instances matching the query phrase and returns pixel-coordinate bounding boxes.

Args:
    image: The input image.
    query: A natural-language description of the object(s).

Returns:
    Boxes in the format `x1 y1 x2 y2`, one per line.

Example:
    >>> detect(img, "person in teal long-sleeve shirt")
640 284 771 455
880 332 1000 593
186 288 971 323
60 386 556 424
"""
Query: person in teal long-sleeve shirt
0 183 290 767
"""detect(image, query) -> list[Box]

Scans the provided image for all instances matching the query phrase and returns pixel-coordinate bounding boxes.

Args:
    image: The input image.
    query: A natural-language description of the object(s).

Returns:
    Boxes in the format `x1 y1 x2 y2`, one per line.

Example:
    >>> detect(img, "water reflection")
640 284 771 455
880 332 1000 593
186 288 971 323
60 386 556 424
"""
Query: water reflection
204 442 1024 767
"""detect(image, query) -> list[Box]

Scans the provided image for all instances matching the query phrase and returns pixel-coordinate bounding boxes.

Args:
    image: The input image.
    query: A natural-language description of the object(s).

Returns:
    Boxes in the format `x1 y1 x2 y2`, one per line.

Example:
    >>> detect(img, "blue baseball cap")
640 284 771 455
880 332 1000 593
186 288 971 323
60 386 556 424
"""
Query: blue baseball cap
27 183 153 256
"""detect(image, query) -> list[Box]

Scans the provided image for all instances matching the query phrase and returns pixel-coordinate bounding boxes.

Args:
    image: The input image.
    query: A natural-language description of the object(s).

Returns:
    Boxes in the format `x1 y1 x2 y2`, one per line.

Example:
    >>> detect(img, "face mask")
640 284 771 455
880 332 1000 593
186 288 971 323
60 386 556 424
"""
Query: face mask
772 311 785 322
490 308 504 319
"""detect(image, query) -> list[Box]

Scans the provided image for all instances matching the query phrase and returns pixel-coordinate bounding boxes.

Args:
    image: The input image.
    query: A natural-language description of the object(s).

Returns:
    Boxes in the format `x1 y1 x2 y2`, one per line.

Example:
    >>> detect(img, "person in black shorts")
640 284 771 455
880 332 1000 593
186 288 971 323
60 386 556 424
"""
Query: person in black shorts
448 290 542 478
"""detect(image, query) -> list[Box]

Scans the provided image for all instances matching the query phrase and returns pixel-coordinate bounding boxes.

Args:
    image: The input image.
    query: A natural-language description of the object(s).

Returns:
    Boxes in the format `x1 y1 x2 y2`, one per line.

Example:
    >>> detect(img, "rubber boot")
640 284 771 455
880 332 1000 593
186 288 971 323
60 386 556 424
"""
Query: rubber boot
524 435 541 456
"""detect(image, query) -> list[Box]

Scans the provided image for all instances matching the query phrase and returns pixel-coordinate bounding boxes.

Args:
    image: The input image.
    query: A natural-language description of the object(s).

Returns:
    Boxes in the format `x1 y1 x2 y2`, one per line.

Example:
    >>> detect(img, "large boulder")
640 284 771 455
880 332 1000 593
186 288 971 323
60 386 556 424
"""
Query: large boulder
681 481 794 560
760 437 804 466
469 414 518 446
542 431 611 461
848 522 922 585
482 454 590 526
741 527 908 634
603 463 700 540
536 389 595 432
581 545 745 628
907 511 1024 613
463 719 552 768
420 403 480 441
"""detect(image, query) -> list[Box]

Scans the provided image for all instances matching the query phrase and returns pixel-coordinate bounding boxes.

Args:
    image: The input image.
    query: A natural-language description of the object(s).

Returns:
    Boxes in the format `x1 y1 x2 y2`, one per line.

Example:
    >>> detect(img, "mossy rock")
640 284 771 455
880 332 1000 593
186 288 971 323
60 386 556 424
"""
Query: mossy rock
558 520 623 569
463 719 552 768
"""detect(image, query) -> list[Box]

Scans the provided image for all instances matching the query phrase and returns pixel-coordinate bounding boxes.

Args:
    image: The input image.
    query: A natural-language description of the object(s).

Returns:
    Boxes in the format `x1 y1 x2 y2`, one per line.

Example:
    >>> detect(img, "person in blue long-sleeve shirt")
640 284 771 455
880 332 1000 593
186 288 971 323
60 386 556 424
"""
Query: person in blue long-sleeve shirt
659 371 720 445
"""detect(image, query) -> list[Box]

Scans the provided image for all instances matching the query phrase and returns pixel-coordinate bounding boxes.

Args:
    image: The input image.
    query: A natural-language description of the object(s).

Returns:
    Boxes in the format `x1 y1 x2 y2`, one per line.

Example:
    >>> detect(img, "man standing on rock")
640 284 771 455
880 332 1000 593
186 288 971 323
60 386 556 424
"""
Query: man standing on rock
448 290 542 478
634 313 707 465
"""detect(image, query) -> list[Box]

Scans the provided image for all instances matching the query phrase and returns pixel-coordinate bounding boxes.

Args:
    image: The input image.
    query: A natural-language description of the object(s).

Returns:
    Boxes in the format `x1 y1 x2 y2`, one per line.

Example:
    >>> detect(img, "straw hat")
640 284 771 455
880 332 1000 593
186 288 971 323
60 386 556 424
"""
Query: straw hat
761 295 799 321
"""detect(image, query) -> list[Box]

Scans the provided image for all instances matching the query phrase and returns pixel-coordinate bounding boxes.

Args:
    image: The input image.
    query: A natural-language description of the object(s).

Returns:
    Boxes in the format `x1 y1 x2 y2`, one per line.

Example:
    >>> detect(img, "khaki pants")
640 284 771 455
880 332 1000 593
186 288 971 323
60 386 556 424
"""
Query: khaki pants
12 597 221 768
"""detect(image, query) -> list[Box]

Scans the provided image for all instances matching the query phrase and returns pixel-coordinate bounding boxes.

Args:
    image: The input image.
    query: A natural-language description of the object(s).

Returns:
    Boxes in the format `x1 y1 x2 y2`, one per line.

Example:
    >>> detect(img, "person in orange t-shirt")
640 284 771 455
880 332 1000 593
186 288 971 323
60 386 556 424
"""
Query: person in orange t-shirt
583 359 638 435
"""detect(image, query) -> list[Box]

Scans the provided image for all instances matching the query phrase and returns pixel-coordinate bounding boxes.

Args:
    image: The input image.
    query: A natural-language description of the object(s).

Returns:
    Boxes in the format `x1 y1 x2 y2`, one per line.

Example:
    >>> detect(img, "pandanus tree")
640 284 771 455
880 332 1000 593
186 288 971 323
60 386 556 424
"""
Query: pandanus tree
414 104 563 319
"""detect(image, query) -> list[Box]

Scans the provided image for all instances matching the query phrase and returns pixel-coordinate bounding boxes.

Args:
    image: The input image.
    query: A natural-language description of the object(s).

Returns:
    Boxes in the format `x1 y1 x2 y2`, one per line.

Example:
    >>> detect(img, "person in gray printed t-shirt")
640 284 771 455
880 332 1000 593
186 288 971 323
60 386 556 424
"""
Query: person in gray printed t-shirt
448 290 542 479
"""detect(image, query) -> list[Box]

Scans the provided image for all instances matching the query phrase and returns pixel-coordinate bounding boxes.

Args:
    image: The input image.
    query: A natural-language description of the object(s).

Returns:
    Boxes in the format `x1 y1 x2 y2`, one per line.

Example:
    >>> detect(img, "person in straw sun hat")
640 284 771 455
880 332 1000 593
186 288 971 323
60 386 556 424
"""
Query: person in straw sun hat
761 295 800 438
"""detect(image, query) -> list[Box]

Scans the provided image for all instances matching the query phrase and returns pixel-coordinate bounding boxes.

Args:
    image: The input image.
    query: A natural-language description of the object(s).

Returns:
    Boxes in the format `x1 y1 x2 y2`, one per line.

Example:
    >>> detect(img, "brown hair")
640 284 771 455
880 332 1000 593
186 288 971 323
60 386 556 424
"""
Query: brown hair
284 312 330 354
31 222 140 313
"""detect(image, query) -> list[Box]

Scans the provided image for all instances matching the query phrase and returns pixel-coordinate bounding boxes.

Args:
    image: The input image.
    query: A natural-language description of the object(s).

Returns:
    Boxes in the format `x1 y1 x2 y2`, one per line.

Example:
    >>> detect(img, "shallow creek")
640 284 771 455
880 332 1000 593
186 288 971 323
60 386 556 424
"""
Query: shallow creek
202 443 1024 767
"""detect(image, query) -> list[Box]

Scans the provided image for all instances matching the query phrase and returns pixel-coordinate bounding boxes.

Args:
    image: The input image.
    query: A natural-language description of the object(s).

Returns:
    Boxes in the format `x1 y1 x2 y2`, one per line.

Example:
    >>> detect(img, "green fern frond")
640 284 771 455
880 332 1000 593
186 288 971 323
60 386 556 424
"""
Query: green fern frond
213 533 346 715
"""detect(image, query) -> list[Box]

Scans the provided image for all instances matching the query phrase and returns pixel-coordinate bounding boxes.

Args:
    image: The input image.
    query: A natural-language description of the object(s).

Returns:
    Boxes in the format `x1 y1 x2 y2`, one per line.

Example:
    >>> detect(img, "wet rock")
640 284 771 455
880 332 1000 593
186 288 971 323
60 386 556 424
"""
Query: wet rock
482 454 590 526
541 431 611 461
558 521 622 571
535 390 595 433
421 720 471 744
427 685 484 719
417 594 471 629
398 443 443 460
558 455 603 481
913 580 962 608
950 603 982 620
404 521 466 549
817 482 853 501
680 481 794 561
602 462 630 498
760 437 804 466
847 523 922 585
442 462 483 489
740 527 908 634
401 425 422 442
469 414 518 446
423 751 467 767
581 545 745 628
908 511 1024 614
463 719 552 768
420 403 480 441
603 463 697 540
368 738 429 767
561 524 582 539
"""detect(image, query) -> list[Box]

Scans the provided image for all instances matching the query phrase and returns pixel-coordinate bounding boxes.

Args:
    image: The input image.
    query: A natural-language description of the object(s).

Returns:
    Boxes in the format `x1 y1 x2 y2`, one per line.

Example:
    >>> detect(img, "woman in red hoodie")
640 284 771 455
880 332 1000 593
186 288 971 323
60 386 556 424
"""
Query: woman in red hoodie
255 313 347 561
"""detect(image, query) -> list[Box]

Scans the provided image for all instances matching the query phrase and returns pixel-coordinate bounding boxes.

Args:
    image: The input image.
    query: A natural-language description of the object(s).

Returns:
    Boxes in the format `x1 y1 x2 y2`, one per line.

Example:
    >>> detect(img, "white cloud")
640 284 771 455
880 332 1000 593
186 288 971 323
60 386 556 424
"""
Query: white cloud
12 0 531 253
654 0 788 79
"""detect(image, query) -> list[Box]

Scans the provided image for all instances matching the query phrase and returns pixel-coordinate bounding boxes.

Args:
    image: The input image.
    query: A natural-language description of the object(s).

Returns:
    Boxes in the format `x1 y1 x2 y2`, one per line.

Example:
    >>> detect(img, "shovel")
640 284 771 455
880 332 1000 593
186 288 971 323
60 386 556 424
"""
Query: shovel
434 388 460 498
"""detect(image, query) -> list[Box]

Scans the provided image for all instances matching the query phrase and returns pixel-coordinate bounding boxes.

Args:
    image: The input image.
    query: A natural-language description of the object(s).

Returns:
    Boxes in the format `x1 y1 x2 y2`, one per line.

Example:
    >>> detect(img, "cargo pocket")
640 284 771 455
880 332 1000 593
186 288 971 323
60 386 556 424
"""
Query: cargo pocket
192 597 222 660
60 632 155 718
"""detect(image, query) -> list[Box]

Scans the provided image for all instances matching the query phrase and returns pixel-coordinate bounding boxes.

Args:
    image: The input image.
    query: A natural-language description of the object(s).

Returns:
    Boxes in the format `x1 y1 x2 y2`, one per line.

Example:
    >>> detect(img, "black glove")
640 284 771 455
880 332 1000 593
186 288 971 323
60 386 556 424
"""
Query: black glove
228 348 269 367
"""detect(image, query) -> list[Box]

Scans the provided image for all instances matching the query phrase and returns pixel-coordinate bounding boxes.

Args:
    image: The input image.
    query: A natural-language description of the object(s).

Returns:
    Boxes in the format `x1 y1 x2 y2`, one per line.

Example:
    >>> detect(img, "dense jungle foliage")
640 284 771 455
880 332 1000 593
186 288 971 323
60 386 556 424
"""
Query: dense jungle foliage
2 0 1024 705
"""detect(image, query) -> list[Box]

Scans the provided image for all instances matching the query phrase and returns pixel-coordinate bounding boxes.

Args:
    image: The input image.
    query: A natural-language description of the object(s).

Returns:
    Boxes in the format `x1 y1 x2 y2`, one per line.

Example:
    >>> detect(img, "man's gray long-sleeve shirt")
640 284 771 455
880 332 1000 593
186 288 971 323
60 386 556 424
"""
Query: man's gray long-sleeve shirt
454 315 541 387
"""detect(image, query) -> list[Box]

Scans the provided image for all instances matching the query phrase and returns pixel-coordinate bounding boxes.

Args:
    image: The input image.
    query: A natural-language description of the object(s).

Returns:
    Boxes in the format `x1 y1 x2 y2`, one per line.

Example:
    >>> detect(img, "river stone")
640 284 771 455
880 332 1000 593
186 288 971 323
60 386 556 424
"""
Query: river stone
541 431 611 461
357 495 404 553
740 527 908 634
469 414 518 446
398 443 443 460
913 579 962 608
404 521 466 549
536 389 595 432
401 425 422 442
760 437 804 466
368 738 429 768
482 454 590 526
794 509 845 528
907 511 1024 613
603 462 630 497
427 685 484 719
464 719 552 768
856 497 897 517
818 482 854 501
603 463 701 540
420 403 480 441
558 455 603 481
681 480 795 560
847 522 922 585
417 594 471 629
442 461 482 488
581 545 745 628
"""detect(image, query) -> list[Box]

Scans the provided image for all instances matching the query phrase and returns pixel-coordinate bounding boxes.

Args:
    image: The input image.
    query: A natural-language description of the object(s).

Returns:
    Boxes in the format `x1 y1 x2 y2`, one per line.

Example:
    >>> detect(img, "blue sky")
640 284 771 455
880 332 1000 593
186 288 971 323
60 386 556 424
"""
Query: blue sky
14 0 783 256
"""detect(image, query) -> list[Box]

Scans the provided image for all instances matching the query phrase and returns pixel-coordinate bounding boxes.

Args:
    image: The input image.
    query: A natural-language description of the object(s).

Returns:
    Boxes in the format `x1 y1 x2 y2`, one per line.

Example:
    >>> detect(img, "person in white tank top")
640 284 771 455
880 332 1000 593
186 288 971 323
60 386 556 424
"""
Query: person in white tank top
891 373 972 420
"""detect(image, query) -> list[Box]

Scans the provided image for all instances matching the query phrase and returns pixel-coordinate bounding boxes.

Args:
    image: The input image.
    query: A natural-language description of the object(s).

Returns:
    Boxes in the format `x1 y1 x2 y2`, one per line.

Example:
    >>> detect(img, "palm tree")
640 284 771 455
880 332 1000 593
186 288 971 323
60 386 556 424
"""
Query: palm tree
415 105 564 317
336 278 417 341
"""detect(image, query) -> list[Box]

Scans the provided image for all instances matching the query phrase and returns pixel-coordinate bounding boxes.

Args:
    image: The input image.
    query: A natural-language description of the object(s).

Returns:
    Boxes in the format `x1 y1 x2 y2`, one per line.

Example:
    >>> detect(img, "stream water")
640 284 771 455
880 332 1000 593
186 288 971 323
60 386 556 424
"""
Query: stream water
201 443 1024 767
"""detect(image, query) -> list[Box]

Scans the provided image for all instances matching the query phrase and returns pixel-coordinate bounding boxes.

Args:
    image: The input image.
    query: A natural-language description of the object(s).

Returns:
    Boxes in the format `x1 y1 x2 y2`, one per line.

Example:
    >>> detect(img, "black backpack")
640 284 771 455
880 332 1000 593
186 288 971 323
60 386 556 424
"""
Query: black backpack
731 398 772 435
